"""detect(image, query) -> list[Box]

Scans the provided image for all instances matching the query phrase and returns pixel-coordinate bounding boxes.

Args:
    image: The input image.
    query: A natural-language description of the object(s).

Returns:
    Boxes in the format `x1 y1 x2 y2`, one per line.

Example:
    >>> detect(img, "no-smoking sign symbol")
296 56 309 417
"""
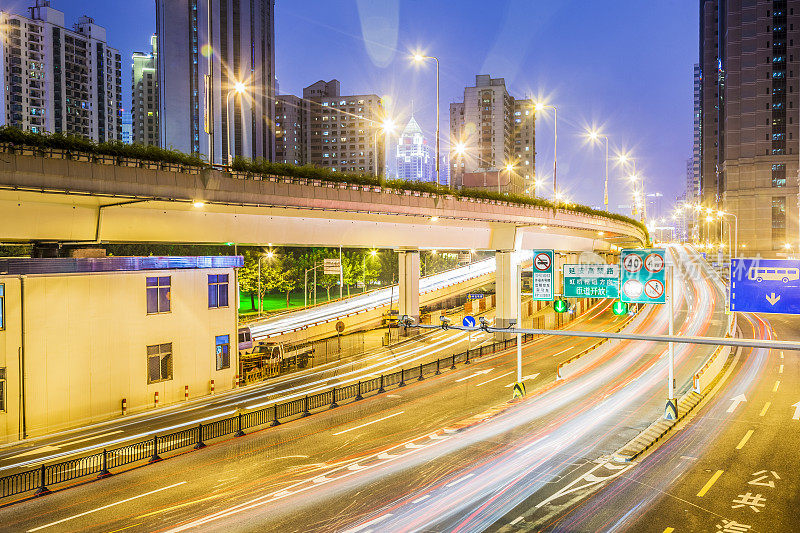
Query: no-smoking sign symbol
644 279 664 299
534 253 552 271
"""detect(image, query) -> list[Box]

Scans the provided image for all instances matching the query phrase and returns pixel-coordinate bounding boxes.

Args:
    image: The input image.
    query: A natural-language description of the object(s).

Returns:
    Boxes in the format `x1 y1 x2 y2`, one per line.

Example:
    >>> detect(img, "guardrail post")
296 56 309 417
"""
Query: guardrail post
465 348 471 365
194 423 206 450
234 412 246 437
302 395 311 417
450 354 457 370
398 370 406 388
33 464 50 496
378 375 385 394
418 363 424 381
270 404 281 427
435 359 441 375
355 382 364 401
149 435 162 463
97 449 112 478
329 387 339 409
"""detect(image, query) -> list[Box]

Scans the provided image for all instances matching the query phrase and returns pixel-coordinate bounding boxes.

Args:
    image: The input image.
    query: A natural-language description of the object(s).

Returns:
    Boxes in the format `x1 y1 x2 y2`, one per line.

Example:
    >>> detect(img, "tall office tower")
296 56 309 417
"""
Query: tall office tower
302 80 385 175
274 94 305 165
156 0 276 164
687 64 703 240
0 1 122 141
132 35 159 146
449 75 535 195
395 116 435 182
700 0 800 257
121 110 132 144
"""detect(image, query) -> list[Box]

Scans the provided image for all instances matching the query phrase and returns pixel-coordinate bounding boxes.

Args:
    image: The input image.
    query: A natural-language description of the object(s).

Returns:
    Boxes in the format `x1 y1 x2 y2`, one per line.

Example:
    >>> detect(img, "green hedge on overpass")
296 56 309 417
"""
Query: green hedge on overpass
0 126 648 241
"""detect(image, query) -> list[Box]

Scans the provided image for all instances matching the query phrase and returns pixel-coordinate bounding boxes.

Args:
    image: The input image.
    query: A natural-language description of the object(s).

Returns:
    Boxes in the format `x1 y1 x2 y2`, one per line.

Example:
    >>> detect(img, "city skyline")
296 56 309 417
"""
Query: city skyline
1 0 697 211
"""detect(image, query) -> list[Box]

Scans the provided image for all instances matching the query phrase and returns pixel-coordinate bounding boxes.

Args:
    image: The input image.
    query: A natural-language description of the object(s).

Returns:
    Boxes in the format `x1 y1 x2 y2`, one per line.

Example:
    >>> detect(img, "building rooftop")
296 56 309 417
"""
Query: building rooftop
0 256 243 275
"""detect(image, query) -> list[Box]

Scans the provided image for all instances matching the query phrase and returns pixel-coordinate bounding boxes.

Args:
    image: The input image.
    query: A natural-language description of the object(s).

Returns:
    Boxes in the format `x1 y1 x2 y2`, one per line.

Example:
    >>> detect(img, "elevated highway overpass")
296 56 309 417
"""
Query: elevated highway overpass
0 150 647 324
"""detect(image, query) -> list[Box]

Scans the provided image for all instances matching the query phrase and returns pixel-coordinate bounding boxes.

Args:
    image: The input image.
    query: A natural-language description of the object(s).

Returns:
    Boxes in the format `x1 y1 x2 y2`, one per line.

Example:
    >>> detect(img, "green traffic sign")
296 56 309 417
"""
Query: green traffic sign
554 299 568 313
612 300 629 316
562 264 620 298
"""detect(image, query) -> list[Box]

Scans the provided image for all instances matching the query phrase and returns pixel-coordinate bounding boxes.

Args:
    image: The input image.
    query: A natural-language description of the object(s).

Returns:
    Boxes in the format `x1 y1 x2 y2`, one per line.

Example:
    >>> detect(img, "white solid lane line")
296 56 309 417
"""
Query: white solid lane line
331 412 405 436
341 513 394 533
476 371 515 387
61 430 124 447
455 369 493 383
27 481 187 532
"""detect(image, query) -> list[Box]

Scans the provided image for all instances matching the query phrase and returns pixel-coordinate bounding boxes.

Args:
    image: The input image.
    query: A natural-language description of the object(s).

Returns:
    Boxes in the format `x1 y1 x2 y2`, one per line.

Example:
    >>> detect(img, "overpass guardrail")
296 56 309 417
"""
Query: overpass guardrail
0 332 544 502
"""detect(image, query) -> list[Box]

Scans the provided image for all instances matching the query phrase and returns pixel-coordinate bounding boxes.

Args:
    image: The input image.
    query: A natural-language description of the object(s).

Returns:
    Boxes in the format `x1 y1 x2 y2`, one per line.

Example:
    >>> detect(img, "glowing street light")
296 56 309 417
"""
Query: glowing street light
534 102 558 200
373 117 396 177
412 52 442 187
587 129 610 210
258 249 276 316
226 80 248 165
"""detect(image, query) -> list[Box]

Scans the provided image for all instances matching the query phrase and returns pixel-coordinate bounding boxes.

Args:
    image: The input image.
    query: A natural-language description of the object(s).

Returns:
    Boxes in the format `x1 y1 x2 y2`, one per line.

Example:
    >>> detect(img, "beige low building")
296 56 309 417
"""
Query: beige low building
0 256 241 443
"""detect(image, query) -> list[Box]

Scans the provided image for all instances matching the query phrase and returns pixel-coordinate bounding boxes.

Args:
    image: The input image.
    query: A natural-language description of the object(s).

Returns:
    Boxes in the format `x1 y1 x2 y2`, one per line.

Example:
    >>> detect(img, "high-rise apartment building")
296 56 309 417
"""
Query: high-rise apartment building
275 94 305 165
449 75 535 194
687 63 702 240
396 116 435 182
700 1 800 256
302 80 385 175
132 35 158 146
0 1 122 142
156 0 276 164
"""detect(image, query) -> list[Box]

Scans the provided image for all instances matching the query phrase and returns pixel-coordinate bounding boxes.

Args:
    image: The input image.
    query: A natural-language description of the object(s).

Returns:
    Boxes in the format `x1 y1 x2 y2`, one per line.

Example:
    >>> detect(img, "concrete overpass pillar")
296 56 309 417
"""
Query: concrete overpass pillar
495 251 518 339
398 250 420 329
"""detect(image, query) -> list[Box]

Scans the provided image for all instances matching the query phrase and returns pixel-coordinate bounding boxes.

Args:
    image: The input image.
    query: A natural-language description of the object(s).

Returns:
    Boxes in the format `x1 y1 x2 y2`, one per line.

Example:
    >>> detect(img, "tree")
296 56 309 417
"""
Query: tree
237 251 260 310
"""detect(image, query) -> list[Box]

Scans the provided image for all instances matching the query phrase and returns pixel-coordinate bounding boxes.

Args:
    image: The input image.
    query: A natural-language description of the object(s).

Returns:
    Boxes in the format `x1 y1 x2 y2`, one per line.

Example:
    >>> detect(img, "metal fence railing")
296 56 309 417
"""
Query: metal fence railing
0 329 581 501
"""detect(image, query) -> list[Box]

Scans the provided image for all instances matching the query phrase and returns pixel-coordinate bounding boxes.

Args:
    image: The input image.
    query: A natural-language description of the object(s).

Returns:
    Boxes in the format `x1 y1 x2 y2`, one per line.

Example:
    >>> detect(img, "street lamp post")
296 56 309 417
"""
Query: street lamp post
588 130 610 211
503 163 515 194
413 54 442 187
372 119 395 178
226 81 247 166
535 103 558 199
362 250 378 293
257 250 274 316
718 210 739 259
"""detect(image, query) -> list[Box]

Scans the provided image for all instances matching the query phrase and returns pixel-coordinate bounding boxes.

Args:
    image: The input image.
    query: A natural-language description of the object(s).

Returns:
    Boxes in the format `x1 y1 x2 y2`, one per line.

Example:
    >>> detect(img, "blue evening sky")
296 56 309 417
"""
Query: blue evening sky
3 0 697 217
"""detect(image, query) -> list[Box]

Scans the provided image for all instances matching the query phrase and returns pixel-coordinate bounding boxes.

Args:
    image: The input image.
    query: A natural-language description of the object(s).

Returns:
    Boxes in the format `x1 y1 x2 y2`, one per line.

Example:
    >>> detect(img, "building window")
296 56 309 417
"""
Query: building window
215 335 230 370
147 343 173 384
772 163 786 187
208 274 229 308
146 277 170 314
0 368 5 411
772 196 787 249
0 283 4 330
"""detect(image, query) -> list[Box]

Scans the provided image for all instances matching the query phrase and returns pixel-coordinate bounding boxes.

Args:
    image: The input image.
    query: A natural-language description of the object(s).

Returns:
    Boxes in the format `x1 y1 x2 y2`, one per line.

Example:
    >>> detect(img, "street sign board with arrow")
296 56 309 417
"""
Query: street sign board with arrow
730 258 800 314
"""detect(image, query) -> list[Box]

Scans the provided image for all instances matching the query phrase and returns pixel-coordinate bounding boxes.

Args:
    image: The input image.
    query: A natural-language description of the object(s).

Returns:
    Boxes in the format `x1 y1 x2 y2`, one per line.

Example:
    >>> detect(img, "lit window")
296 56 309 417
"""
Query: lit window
215 335 230 370
146 276 171 314
208 274 229 308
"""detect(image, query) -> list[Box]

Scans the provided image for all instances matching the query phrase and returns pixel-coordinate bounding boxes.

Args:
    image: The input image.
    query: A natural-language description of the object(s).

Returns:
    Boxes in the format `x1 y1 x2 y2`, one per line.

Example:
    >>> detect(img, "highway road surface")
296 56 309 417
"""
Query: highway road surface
0 245 734 532
537 312 800 533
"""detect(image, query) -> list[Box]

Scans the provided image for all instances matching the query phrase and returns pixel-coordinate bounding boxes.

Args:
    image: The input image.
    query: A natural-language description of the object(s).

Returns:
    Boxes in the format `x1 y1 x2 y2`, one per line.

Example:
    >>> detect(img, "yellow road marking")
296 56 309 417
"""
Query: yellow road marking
781 351 784 359
773 380 781 392
779 364 784 374
760 402 771 417
736 429 754 450
697 470 724 497
136 493 223 519
105 525 141 533
663 528 675 533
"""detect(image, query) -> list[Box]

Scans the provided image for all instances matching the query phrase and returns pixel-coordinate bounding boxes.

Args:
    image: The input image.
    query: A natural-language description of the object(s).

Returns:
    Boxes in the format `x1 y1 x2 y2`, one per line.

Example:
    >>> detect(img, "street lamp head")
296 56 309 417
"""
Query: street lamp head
618 154 629 163
381 118 395 133
505 163 515 172
454 142 467 156
265 250 274 259
234 81 246 94
370 249 378 257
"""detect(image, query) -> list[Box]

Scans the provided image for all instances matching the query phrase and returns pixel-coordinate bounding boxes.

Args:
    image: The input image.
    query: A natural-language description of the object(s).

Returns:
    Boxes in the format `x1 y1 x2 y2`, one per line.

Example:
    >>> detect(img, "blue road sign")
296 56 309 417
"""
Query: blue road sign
463 315 476 327
619 249 666 304
730 258 800 314
467 293 484 301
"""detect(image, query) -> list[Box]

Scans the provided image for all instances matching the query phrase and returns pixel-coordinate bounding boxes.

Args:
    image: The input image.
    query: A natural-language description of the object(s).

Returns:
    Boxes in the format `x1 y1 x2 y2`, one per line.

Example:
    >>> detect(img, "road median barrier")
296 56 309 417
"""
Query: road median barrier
612 312 738 463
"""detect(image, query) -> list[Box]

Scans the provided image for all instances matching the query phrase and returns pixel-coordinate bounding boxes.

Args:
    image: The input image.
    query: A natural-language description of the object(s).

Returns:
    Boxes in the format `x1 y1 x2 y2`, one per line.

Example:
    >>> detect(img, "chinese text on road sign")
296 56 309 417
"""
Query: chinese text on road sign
563 264 620 298
532 250 554 301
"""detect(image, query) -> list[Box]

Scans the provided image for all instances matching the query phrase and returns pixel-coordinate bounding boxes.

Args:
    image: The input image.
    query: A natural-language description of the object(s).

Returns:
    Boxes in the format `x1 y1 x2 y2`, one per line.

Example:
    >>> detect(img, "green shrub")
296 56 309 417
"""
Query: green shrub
0 127 648 240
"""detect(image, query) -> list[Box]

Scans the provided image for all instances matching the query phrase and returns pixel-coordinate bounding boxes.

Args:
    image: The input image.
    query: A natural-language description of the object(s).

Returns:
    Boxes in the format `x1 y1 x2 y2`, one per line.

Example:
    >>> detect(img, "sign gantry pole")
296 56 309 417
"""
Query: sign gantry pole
517 262 523 385
666 264 676 419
